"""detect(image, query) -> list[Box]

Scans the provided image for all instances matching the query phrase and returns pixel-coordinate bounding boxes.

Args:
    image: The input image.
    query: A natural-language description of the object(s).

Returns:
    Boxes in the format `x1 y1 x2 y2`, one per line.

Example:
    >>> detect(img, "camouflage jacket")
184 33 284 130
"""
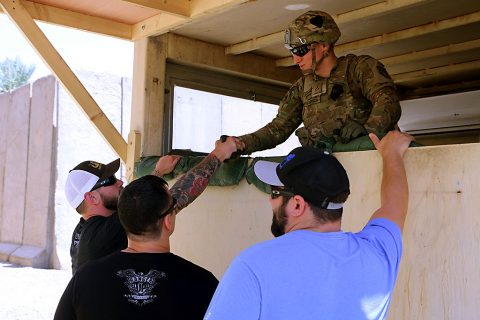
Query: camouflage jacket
239 54 401 153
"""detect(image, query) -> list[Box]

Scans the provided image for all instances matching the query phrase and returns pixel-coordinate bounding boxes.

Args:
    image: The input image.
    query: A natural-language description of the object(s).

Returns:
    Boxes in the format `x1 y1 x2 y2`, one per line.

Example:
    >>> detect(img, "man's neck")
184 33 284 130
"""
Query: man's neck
82 208 114 220
314 54 337 78
123 237 170 254
287 217 342 233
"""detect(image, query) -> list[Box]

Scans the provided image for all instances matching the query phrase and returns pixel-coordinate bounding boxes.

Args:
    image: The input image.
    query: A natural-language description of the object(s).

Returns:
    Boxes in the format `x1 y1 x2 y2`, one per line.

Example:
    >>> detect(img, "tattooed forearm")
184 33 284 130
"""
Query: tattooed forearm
169 153 221 214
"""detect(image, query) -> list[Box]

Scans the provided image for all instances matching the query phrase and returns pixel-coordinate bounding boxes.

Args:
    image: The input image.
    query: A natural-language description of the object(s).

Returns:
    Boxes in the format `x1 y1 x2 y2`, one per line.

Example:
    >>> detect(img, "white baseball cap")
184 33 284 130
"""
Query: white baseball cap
65 159 120 209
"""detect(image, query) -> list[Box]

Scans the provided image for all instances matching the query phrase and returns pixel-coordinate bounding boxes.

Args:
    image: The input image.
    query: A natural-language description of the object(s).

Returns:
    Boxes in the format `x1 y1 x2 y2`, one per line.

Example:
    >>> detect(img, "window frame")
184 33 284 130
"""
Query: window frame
163 62 290 154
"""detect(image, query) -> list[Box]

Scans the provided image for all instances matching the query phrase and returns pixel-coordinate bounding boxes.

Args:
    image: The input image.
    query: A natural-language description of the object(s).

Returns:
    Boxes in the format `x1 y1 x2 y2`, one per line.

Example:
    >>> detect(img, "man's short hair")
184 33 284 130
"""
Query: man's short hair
118 175 173 236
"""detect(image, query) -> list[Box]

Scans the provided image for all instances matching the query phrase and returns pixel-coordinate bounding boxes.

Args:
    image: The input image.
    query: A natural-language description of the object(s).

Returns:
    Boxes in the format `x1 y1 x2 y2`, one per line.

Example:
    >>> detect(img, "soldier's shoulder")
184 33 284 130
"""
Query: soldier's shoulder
342 54 378 67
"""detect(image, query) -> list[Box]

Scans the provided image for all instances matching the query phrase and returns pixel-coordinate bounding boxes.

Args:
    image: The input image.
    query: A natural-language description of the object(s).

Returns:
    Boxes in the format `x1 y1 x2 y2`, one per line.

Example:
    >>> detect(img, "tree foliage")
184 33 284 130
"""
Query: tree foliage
0 56 36 93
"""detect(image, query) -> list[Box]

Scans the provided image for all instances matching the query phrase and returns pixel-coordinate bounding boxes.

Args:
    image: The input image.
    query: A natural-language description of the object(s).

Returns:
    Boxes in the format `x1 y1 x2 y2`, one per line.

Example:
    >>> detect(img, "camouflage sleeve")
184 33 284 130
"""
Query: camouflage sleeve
169 153 221 215
353 56 401 134
237 80 304 154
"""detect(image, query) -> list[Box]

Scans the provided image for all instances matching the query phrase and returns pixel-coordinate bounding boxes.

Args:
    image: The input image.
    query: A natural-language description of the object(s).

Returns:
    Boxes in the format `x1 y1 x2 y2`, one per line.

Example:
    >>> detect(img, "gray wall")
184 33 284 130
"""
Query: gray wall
53 71 131 270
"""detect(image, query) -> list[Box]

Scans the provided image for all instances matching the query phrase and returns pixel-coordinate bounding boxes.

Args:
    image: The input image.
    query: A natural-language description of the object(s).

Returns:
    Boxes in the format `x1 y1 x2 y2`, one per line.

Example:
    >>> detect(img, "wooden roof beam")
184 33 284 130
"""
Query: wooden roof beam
131 0 250 40
392 60 480 84
380 39 480 66
121 0 190 17
226 0 429 55
0 0 128 162
1 0 132 40
276 10 480 67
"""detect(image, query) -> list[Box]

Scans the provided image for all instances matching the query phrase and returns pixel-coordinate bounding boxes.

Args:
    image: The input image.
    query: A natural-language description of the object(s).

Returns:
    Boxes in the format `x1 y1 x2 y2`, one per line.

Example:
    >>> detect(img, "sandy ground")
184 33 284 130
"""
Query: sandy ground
0 262 71 320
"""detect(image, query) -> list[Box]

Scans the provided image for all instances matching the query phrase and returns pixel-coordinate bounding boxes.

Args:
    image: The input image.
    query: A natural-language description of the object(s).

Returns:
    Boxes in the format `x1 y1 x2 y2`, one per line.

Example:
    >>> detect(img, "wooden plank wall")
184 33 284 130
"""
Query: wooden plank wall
0 76 56 267
170 142 480 319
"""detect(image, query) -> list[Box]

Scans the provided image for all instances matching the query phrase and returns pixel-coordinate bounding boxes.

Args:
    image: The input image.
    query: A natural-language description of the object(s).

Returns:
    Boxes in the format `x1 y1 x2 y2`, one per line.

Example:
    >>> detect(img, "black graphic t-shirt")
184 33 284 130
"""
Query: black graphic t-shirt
54 252 218 320
70 213 128 274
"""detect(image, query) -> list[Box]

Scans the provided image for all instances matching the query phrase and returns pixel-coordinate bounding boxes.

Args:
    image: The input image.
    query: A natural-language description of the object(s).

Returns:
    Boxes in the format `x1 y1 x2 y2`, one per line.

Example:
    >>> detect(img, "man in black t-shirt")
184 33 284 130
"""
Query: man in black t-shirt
55 137 237 320
65 156 180 274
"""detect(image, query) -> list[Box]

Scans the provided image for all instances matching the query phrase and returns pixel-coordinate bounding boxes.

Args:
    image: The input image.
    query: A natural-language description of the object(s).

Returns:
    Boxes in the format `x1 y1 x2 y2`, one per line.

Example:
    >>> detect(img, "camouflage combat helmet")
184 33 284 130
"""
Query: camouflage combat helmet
284 11 341 49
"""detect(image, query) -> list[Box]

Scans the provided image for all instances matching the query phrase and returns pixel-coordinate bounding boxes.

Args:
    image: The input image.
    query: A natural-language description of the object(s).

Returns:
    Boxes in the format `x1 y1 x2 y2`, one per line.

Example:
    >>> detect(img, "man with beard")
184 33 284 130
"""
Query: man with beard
55 138 237 319
65 156 180 274
205 130 413 320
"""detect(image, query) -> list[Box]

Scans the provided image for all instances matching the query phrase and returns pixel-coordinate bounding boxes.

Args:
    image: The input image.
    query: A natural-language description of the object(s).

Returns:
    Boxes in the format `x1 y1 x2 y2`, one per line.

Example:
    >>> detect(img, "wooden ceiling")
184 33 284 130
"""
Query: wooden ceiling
1 0 480 99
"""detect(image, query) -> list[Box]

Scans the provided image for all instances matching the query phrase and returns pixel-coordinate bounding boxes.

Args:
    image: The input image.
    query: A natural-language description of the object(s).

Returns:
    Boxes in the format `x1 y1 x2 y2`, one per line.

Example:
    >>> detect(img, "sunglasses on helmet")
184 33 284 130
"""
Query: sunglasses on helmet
90 175 117 191
290 44 311 57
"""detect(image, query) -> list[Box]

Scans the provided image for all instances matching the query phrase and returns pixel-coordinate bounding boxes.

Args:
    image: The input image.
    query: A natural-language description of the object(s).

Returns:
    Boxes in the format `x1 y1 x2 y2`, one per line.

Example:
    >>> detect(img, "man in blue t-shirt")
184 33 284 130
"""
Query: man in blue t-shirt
205 130 414 320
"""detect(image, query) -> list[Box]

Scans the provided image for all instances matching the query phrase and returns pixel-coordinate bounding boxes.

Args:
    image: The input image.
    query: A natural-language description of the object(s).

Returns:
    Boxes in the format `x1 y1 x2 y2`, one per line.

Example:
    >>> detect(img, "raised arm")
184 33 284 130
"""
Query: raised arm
369 130 414 232
153 155 182 176
168 137 237 214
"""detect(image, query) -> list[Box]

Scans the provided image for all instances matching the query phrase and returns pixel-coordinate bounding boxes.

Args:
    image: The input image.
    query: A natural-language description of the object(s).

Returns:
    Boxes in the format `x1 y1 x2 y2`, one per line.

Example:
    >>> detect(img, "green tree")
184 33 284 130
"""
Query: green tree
0 56 36 93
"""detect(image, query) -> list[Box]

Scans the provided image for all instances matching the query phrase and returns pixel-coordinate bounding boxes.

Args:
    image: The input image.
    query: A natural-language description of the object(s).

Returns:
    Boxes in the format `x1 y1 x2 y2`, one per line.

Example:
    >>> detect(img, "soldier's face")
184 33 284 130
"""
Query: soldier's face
293 50 313 71
293 43 328 71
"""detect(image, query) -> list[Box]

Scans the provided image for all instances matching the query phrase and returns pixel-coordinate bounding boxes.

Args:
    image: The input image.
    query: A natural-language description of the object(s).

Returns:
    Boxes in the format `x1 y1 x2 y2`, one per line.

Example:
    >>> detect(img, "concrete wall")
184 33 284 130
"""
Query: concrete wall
54 71 131 269
0 77 56 268
170 143 480 319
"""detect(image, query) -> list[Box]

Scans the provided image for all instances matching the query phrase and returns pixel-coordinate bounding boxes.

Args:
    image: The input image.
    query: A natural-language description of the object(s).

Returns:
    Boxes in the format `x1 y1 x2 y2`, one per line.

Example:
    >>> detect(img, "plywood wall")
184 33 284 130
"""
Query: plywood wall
170 142 480 319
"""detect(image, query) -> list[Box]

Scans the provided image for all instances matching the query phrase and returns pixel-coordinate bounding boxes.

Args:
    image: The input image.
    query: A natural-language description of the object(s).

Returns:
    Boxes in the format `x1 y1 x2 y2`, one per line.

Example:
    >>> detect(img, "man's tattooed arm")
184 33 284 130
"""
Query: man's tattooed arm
169 153 221 214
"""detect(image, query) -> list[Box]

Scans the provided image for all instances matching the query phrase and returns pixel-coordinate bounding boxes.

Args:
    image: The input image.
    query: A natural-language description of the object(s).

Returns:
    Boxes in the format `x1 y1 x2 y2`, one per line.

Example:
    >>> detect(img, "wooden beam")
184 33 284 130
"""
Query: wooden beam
131 12 186 40
227 0 429 55
400 80 480 100
225 32 283 55
276 10 480 67
4 0 132 40
131 0 250 40
392 60 480 84
188 0 249 18
130 36 167 156
121 0 190 17
337 11 480 55
0 0 128 162
126 130 141 182
380 39 480 66
166 33 299 85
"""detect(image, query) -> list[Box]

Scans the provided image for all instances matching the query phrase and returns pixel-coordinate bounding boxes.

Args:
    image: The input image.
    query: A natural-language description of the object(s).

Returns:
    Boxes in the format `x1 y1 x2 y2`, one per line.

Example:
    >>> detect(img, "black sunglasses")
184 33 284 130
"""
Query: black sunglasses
91 175 117 191
159 197 177 218
290 44 311 57
270 187 295 199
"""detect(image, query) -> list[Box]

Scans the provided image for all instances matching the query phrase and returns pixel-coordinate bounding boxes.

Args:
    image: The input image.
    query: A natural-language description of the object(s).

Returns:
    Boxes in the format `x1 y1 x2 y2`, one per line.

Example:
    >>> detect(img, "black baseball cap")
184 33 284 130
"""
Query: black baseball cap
254 147 350 209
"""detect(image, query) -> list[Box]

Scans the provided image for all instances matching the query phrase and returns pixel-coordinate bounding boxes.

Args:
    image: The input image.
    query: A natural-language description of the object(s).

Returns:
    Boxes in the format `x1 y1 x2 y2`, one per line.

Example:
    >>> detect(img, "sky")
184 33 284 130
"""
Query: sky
0 15 134 80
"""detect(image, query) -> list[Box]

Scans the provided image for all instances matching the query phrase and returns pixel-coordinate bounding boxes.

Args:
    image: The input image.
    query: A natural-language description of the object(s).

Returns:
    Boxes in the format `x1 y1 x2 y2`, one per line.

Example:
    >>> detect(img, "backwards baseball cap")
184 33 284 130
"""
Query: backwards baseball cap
65 159 120 209
254 147 349 209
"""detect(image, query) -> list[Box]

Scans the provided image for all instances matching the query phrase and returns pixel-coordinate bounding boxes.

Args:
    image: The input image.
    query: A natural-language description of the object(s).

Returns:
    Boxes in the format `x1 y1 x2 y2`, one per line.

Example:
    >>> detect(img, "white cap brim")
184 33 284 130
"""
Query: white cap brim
254 160 284 187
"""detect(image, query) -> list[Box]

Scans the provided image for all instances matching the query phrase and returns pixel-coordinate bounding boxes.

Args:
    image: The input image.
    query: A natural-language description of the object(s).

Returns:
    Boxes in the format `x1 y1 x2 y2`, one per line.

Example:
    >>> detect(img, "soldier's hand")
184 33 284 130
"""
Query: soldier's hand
213 136 238 162
153 155 181 176
340 120 368 143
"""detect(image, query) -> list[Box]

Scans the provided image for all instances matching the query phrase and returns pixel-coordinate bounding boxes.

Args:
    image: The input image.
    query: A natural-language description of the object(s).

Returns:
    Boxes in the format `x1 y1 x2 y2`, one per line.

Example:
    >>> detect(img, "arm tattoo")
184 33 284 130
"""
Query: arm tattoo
169 153 221 214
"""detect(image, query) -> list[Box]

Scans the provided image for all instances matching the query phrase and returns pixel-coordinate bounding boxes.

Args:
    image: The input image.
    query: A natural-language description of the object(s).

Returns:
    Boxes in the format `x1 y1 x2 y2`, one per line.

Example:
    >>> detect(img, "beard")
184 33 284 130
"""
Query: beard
271 199 289 238
101 193 119 211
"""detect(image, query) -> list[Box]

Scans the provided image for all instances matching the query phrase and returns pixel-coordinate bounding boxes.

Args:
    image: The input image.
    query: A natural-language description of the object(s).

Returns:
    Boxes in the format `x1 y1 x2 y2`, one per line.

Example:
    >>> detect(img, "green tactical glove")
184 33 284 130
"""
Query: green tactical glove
340 120 368 144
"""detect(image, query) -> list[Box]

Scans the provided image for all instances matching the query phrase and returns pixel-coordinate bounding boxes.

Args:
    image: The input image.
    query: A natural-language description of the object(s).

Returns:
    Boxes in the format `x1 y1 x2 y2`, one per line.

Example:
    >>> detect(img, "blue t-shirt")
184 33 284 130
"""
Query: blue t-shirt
205 218 402 320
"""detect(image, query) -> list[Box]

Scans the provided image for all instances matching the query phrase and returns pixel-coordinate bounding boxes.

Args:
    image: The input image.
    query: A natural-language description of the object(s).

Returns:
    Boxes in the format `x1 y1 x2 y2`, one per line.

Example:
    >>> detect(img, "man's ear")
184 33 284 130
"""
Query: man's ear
289 195 307 217
163 213 175 233
83 191 100 206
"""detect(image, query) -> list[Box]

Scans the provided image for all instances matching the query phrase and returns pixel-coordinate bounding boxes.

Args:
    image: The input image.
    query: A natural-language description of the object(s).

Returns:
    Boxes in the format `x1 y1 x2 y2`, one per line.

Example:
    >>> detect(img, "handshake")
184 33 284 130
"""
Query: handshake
213 135 245 162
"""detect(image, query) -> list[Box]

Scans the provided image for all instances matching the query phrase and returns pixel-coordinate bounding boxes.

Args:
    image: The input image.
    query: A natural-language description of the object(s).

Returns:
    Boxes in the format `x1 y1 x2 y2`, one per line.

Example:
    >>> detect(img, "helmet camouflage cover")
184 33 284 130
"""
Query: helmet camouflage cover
284 11 341 49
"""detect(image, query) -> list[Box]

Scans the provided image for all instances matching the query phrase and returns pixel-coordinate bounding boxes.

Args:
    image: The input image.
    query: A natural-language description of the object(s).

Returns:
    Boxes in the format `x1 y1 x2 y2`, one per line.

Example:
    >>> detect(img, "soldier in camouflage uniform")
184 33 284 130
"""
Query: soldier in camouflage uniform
233 11 401 153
